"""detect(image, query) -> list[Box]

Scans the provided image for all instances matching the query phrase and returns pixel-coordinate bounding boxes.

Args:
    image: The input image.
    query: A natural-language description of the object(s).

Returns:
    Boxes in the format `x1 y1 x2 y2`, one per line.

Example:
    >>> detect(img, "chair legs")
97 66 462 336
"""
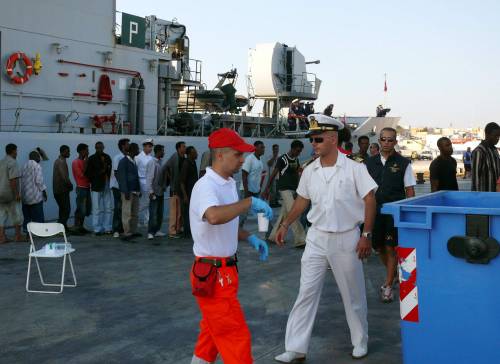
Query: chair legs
26 254 77 294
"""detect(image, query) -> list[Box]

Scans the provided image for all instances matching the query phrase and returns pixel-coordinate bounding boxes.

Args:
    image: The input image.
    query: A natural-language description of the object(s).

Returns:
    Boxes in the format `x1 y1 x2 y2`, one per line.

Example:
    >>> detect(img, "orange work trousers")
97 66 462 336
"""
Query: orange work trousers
191 261 253 364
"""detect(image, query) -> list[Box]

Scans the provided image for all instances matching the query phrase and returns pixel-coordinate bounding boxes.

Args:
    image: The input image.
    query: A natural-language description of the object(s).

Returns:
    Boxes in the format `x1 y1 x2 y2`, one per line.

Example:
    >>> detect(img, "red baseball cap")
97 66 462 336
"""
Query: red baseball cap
208 128 255 152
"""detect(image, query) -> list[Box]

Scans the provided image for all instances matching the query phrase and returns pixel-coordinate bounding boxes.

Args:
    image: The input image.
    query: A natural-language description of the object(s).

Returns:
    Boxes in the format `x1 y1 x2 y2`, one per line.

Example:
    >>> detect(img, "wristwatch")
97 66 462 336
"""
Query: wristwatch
362 231 372 239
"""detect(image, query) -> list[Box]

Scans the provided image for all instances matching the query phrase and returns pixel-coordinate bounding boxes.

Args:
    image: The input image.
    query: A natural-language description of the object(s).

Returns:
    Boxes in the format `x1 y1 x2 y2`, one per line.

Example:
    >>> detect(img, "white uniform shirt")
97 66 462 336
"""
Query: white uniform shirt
241 153 263 194
190 167 239 257
297 153 378 233
110 152 126 189
380 155 417 187
135 151 153 187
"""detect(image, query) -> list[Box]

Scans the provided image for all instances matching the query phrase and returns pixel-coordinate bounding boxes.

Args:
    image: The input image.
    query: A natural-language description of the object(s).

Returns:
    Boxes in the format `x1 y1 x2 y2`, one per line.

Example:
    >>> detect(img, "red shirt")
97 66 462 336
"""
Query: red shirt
72 158 90 188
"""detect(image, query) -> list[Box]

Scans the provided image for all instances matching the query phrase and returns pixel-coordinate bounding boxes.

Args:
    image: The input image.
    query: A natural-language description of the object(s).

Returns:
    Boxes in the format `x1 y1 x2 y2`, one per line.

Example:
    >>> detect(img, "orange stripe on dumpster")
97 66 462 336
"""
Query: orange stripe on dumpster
397 247 419 323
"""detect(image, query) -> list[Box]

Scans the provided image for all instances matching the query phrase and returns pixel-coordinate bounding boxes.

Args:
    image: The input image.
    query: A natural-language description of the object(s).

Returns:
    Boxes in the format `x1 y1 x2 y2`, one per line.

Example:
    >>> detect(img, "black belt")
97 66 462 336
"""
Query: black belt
196 255 238 268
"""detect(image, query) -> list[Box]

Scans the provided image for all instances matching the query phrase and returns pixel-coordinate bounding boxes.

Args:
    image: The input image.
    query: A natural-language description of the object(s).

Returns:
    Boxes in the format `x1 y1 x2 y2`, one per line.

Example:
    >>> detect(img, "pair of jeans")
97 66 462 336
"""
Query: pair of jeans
75 187 91 226
54 192 70 228
91 186 113 233
112 188 123 233
22 201 45 232
148 195 164 234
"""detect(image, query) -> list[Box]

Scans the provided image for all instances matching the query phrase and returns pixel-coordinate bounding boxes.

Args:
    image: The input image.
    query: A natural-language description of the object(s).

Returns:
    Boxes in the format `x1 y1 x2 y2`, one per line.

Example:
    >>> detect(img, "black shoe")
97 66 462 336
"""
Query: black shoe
121 235 134 242
94 231 105 237
131 232 142 238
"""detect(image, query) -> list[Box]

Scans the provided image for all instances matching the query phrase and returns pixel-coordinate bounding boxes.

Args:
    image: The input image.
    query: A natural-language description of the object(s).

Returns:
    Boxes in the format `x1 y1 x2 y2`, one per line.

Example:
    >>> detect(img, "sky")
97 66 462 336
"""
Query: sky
117 0 500 128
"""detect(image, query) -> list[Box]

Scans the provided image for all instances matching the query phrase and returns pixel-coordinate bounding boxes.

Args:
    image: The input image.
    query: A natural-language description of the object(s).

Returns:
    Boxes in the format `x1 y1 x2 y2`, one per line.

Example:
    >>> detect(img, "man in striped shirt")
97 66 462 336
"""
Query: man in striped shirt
21 150 47 232
472 122 500 192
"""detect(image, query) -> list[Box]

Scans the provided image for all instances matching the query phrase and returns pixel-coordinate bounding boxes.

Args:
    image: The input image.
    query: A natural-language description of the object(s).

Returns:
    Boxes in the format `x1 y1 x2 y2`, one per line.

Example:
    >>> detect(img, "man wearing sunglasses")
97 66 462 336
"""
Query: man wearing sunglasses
274 114 377 362
366 128 416 303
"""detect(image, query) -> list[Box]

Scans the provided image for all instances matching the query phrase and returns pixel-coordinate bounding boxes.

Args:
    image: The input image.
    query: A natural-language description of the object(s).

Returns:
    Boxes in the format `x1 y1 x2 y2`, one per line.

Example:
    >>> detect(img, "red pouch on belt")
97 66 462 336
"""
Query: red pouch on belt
192 261 217 297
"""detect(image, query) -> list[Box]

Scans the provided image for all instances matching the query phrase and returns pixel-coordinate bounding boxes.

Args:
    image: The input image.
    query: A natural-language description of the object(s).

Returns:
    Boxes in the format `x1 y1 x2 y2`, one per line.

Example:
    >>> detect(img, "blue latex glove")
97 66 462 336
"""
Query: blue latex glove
248 234 269 261
250 197 273 220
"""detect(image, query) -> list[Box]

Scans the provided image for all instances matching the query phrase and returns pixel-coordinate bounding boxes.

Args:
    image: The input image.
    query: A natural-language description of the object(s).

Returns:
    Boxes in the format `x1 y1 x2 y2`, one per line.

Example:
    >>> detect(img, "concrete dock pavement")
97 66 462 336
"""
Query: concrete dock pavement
0 212 403 364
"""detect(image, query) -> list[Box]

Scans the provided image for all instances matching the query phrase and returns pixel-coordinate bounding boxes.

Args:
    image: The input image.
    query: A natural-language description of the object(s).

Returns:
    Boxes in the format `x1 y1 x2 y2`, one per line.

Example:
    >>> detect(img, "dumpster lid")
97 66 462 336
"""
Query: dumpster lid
381 191 500 230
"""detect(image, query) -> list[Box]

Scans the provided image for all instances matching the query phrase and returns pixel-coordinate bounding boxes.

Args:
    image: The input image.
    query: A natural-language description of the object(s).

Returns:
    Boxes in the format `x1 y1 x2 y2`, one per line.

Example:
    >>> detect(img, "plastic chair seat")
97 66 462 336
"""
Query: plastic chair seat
30 247 75 258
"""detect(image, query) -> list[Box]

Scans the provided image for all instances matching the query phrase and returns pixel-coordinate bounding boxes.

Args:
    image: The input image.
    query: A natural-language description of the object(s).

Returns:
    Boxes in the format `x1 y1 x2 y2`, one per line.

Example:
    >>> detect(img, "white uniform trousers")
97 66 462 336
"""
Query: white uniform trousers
138 180 150 226
285 226 368 354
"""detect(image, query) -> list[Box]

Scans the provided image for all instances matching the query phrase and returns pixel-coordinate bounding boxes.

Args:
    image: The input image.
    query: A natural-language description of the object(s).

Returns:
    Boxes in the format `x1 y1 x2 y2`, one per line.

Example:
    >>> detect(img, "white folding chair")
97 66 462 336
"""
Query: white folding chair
26 222 77 294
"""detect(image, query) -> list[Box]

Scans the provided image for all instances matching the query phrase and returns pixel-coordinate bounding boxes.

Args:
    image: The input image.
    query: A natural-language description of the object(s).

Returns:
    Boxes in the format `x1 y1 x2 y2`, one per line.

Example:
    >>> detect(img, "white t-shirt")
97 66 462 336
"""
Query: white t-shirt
241 153 264 194
297 153 378 233
135 151 153 187
110 152 126 189
380 155 416 187
190 167 239 257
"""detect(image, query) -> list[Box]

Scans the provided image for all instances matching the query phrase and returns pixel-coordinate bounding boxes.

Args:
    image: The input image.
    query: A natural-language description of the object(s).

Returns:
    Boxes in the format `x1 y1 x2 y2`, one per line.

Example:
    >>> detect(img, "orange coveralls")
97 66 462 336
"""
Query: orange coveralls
191 261 253 364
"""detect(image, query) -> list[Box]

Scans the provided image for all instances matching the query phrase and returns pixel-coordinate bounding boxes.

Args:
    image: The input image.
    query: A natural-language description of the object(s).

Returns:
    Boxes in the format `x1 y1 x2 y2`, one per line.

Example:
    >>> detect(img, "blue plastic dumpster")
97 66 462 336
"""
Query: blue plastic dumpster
382 191 500 364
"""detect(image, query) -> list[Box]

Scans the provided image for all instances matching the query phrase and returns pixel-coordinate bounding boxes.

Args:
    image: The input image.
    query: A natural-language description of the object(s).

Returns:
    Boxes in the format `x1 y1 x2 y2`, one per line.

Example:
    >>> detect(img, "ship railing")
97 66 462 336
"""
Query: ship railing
273 71 319 98
182 58 202 84
0 91 130 134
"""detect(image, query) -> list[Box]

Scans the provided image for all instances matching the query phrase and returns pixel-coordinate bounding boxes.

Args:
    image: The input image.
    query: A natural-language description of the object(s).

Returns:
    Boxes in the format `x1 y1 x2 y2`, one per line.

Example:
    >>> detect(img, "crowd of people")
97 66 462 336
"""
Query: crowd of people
1 111 499 363
0 138 201 244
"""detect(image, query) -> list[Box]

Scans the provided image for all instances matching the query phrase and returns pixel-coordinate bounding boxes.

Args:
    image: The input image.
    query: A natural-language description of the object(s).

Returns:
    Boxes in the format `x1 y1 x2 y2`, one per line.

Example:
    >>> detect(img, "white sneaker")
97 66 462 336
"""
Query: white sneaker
113 232 120 238
274 351 306 363
380 285 394 302
352 346 368 359
155 231 166 237
147 233 154 240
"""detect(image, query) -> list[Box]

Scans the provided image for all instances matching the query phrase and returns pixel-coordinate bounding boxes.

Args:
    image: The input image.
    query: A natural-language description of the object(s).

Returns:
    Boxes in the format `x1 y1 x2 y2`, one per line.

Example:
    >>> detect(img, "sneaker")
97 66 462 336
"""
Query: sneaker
352 346 368 359
147 233 154 240
274 351 306 363
380 285 394 303
154 231 166 237
168 234 181 239
113 232 120 238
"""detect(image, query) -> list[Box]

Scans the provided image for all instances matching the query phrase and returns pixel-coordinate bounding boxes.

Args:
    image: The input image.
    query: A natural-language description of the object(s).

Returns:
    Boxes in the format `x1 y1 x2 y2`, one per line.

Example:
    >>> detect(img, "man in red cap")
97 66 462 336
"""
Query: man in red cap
189 128 273 364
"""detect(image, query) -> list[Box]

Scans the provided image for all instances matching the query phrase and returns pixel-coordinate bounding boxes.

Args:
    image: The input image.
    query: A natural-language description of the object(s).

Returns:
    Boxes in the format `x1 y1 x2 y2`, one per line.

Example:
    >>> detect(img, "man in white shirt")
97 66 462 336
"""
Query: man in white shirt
366 128 416 302
189 128 272 364
110 138 129 238
274 114 377 363
240 140 265 227
135 138 154 227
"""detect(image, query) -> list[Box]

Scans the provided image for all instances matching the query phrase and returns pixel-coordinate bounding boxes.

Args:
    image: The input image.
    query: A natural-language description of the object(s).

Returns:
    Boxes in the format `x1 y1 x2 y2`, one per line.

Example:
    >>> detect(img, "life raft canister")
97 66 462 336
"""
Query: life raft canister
6 52 33 84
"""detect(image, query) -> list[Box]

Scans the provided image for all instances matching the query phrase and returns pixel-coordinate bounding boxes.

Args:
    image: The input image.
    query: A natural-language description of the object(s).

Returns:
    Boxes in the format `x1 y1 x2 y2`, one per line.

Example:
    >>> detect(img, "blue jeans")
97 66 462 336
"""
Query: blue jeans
148 195 164 234
22 201 45 232
91 186 113 233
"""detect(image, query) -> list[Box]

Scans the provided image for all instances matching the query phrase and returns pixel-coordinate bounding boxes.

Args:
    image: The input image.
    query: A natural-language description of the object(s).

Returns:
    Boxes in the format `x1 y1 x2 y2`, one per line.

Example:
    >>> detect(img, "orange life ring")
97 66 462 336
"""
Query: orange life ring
6 52 33 84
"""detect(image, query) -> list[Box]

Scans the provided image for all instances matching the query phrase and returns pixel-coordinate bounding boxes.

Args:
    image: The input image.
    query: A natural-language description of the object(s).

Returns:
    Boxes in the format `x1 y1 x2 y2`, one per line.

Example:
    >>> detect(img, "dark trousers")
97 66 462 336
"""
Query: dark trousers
22 201 45 232
112 188 123 233
148 195 164 234
182 201 191 238
75 187 91 227
54 192 71 228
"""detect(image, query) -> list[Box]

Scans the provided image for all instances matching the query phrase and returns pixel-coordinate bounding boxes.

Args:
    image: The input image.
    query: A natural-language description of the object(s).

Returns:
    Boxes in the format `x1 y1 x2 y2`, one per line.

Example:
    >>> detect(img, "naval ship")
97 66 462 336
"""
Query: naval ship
0 0 398 220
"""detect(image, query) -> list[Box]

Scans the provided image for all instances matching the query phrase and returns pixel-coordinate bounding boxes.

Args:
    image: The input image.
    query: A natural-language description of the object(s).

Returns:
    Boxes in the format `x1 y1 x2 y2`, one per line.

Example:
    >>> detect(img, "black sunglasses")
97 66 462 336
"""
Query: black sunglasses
380 137 396 142
309 137 324 144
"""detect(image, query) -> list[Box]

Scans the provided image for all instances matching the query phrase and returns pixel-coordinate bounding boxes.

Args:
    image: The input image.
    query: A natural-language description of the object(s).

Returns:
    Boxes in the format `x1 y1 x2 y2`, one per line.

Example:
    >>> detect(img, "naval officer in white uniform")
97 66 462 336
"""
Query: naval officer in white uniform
274 114 377 363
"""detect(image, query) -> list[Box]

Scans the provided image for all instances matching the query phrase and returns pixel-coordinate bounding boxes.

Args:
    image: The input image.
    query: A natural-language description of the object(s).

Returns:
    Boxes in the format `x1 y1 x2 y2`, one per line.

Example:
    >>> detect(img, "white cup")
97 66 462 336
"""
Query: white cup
257 213 269 232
